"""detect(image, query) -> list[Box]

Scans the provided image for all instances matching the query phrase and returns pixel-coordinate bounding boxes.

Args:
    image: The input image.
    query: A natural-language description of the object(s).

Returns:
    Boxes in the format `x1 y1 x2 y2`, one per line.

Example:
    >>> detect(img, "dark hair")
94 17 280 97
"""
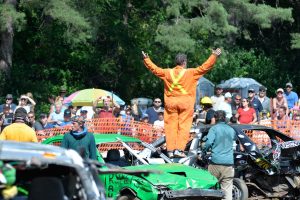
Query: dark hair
279 106 287 112
39 113 48 119
214 110 226 123
175 53 187 65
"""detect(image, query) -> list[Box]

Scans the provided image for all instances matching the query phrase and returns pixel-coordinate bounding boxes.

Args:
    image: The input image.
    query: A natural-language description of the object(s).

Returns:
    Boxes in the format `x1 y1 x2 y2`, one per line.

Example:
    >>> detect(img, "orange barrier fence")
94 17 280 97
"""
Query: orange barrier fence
38 118 300 147
37 118 164 143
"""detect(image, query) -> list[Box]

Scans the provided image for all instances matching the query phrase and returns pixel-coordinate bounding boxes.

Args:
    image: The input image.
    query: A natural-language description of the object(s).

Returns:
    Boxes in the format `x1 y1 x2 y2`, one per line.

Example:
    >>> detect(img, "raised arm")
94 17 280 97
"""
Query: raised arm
142 51 165 78
194 48 221 79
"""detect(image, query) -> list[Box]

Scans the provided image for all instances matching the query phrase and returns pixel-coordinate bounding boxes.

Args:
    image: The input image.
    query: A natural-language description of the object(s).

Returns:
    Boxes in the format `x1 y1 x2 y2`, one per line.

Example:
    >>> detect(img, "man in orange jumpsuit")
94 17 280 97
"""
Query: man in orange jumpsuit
142 48 221 157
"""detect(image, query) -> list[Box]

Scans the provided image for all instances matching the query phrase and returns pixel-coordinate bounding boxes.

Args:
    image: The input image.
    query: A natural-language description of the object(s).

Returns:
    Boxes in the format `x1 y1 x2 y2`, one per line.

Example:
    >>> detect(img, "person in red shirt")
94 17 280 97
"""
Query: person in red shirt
93 96 119 118
236 98 257 124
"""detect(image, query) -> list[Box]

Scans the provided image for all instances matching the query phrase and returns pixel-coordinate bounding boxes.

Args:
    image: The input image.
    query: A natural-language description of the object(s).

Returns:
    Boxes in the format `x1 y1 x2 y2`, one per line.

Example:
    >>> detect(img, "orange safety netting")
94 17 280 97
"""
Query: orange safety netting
38 118 300 148
37 118 164 144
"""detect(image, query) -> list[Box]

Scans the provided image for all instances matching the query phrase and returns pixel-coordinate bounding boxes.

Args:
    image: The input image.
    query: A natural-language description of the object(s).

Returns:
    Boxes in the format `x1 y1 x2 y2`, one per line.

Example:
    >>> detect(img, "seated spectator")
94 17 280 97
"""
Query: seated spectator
48 103 64 126
275 106 290 131
140 113 149 123
236 98 257 124
36 113 55 131
28 111 41 131
48 94 56 113
105 149 129 167
79 109 88 120
0 104 13 132
15 94 36 113
60 109 72 127
153 111 164 129
0 94 16 113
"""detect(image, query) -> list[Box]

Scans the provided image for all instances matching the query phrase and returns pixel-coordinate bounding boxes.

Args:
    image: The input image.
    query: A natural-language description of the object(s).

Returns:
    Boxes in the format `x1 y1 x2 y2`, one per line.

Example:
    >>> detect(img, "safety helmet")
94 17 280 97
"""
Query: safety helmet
200 96 213 105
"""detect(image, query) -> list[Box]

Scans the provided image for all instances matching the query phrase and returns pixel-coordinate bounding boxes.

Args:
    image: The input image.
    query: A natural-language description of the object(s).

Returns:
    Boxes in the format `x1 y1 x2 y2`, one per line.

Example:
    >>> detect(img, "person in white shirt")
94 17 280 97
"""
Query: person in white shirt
218 92 232 121
153 111 164 129
211 85 225 111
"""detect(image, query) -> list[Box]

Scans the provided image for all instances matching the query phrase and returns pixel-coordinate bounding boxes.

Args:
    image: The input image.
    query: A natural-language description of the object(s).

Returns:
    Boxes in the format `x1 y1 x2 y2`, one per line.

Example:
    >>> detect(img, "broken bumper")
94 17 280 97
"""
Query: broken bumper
164 188 224 199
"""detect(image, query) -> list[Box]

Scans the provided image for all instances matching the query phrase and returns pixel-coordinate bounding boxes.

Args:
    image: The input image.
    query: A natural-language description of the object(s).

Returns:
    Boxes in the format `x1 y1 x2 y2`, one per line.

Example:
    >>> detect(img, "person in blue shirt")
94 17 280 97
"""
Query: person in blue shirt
284 82 298 109
60 109 72 127
248 88 263 121
203 110 236 200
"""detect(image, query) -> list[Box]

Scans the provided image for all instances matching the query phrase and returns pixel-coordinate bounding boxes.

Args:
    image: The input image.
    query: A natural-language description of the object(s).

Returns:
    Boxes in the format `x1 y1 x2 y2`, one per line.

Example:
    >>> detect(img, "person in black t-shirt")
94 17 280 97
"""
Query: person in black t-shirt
0 104 13 132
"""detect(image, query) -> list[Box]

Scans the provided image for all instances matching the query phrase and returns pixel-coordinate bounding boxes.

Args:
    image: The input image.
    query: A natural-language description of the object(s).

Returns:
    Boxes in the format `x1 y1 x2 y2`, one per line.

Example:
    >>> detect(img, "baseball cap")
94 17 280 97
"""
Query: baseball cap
142 113 149 119
3 104 10 110
80 109 88 114
64 109 71 117
72 116 85 125
39 113 48 119
60 86 67 92
259 86 267 91
286 82 293 88
248 88 255 93
276 88 284 93
224 92 232 98
215 84 222 89
14 107 27 120
6 94 13 99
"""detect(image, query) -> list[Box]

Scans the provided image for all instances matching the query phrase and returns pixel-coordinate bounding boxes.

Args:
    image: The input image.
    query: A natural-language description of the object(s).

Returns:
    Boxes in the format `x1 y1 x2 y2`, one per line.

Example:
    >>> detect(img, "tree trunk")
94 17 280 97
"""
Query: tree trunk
0 0 17 77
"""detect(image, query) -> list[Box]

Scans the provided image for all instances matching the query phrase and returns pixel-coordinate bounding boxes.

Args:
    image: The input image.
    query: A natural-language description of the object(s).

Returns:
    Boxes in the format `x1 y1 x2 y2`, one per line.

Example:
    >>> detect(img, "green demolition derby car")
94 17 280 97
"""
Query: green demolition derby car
43 134 223 200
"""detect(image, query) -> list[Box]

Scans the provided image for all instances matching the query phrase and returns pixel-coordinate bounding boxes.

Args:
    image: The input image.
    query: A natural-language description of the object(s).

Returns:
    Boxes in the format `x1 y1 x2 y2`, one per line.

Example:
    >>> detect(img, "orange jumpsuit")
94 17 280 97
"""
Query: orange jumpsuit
144 54 217 151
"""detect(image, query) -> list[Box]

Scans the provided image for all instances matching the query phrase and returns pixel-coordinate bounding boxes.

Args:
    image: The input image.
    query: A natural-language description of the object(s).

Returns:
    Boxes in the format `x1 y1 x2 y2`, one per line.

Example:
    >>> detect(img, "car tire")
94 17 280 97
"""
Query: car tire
117 195 139 200
232 178 248 200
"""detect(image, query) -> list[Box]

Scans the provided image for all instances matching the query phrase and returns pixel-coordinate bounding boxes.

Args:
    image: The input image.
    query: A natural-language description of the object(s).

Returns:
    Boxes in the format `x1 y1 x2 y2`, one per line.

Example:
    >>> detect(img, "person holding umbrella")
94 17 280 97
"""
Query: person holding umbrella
142 48 221 157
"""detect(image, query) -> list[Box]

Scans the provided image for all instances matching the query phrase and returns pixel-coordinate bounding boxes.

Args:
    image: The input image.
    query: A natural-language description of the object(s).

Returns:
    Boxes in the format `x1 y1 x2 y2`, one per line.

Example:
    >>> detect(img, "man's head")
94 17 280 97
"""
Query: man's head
158 111 164 121
55 103 62 113
215 85 223 96
286 82 293 93
80 109 88 119
14 107 28 122
64 109 72 121
214 110 226 123
153 98 162 108
234 94 241 105
28 111 35 123
72 116 85 132
278 106 287 118
5 94 13 105
224 92 232 103
175 53 187 68
3 104 10 114
259 86 267 98
60 86 67 97
248 88 255 99
39 113 48 125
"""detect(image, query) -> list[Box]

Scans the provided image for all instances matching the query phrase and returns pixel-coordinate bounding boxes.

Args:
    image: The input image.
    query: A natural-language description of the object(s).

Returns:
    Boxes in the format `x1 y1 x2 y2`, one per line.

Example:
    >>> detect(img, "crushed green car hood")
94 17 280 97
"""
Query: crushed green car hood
124 163 218 190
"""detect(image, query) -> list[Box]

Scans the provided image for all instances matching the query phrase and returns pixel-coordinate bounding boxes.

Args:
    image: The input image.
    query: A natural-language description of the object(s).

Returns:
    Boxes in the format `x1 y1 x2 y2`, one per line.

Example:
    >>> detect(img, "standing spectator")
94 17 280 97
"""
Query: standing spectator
60 109 73 127
211 85 225 111
248 88 263 122
15 94 36 113
199 97 215 124
48 103 64 126
93 96 119 118
236 98 257 124
0 94 16 113
231 94 241 115
28 111 40 131
146 98 164 124
284 82 298 110
153 111 164 129
26 92 36 112
257 86 271 114
48 94 56 114
0 107 37 142
219 92 233 121
272 88 289 117
203 110 236 200
61 116 97 160
58 86 67 99
0 104 14 132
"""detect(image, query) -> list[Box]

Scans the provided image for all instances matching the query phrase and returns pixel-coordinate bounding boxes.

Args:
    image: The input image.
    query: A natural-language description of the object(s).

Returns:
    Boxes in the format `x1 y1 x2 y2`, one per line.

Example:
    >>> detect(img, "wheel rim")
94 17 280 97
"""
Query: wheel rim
232 184 242 200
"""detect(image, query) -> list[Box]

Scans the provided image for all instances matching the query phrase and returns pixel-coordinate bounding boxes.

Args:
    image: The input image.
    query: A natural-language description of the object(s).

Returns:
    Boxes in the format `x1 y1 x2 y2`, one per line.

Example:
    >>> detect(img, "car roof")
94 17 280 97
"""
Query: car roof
0 141 84 167
93 134 141 144
199 124 277 132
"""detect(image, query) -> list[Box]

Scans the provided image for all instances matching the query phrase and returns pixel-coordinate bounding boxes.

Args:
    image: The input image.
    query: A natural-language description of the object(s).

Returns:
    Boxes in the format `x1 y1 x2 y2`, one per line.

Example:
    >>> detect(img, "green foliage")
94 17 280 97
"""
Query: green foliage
291 33 300 49
0 3 26 32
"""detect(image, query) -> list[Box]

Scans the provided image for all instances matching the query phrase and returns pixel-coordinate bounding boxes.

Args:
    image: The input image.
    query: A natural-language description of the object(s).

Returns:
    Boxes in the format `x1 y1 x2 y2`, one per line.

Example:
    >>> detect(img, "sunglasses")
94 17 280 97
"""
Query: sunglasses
242 100 248 102
154 101 161 103
259 90 266 92
28 116 34 119
21 98 27 101
277 92 283 94
235 98 241 100
6 98 12 100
